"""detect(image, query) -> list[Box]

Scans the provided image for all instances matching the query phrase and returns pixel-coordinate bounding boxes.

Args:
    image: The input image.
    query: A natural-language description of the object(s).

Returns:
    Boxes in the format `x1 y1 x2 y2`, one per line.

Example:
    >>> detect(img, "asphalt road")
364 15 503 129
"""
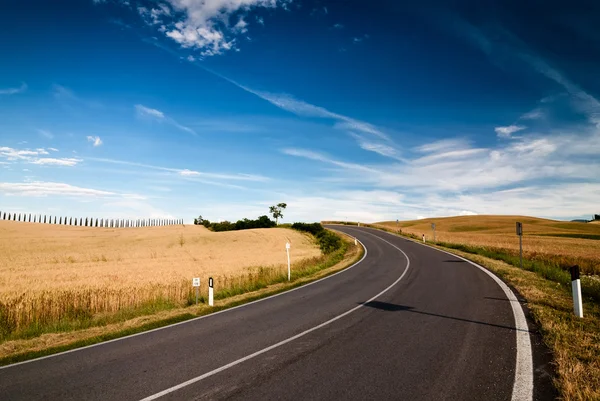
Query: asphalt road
0 226 553 400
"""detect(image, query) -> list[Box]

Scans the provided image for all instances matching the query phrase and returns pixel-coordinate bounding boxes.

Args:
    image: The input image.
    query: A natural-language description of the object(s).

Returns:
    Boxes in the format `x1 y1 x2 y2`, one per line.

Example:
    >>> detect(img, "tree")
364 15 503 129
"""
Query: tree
194 215 204 225
269 203 287 225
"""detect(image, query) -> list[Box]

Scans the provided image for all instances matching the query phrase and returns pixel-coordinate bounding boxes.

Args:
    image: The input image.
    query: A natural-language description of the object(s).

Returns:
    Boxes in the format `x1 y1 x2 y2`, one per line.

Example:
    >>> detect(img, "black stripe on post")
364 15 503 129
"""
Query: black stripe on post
570 265 580 281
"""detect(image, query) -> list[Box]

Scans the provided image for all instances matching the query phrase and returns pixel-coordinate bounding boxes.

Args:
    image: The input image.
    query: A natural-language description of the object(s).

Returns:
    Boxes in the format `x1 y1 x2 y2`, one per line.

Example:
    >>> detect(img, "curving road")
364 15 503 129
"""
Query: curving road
0 226 554 400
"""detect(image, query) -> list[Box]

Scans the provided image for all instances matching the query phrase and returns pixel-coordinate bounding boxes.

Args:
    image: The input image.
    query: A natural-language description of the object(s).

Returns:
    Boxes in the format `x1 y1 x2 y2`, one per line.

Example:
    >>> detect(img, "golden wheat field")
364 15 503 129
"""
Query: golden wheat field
376 215 600 274
0 221 321 337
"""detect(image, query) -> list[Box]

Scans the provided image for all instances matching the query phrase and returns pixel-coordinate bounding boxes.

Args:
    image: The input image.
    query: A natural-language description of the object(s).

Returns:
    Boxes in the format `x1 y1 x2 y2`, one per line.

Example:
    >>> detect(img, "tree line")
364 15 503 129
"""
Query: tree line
193 203 287 232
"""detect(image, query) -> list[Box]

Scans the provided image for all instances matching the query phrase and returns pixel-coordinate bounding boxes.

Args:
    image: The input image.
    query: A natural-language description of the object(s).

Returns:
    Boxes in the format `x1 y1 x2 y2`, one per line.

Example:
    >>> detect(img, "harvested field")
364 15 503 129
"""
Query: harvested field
375 215 600 275
0 221 322 339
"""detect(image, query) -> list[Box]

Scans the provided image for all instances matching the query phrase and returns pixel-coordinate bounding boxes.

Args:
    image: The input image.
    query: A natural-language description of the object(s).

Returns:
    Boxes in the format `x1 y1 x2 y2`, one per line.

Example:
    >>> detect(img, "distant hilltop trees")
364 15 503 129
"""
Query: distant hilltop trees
595 214 600 221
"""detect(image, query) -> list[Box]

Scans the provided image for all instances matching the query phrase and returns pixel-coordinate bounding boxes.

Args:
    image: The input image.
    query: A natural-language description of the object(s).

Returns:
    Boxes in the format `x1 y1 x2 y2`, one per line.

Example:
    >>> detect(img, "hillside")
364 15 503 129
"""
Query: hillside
375 215 600 274
0 221 321 295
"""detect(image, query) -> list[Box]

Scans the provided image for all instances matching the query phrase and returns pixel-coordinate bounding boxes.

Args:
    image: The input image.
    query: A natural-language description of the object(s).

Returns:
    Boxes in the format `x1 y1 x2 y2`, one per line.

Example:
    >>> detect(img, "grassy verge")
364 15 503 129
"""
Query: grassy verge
0 230 363 366
362 224 600 400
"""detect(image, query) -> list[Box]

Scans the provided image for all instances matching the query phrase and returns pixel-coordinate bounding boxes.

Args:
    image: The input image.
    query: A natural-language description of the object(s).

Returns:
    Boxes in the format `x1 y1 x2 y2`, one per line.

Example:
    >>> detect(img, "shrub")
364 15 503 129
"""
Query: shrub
291 222 342 254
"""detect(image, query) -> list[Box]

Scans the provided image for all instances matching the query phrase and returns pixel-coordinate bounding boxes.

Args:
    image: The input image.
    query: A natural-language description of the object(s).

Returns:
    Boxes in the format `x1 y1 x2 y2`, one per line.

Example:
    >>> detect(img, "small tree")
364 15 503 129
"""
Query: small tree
269 203 287 225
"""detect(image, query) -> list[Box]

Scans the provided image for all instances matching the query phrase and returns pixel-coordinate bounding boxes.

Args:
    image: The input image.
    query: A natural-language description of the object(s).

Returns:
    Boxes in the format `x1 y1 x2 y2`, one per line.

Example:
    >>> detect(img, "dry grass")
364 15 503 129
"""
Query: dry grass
0 221 321 339
0 230 363 362
435 246 600 401
376 215 600 275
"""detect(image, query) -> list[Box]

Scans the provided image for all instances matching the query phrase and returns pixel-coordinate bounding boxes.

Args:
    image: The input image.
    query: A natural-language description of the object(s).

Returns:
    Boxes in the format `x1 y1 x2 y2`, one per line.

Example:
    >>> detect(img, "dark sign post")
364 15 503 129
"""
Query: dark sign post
516 222 523 268
396 219 399 233
431 223 436 242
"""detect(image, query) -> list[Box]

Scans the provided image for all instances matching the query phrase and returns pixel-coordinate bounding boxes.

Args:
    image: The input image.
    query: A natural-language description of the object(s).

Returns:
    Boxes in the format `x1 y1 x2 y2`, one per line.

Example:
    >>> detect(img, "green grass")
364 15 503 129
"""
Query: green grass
536 233 600 241
447 225 491 232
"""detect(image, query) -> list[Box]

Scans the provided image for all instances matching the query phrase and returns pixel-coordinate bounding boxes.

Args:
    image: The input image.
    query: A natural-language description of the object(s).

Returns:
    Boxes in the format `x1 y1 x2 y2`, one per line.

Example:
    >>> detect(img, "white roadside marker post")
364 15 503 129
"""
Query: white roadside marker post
422 234 426 243
208 277 214 307
571 265 583 318
516 222 523 268
354 238 358 246
286 242 291 281
192 277 200 305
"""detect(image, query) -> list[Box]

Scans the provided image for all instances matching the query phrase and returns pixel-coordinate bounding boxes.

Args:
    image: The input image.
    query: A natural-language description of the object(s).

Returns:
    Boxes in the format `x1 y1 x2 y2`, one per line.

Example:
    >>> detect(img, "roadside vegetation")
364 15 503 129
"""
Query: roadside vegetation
323 217 600 400
0 221 362 364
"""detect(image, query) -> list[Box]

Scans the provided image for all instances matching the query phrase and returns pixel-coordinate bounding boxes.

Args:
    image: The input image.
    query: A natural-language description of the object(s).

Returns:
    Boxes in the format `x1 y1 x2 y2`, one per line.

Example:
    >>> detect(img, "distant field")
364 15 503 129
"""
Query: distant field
0 221 321 338
375 215 600 275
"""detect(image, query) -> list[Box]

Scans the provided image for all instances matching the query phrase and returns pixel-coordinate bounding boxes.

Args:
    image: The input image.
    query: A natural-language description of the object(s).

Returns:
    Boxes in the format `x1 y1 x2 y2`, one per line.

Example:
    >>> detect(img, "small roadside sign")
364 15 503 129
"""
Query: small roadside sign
192 277 200 287
431 223 436 230
516 222 523 236
286 242 291 249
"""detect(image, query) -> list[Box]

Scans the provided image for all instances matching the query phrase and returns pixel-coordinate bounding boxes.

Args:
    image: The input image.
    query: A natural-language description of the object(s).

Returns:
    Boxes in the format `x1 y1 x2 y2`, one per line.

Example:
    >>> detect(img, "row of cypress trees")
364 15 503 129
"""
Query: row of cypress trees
0 211 183 227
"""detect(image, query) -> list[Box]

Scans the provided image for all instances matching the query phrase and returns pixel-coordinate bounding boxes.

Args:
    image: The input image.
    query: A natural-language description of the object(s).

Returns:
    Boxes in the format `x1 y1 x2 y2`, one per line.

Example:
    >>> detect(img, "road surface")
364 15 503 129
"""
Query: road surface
0 226 554 400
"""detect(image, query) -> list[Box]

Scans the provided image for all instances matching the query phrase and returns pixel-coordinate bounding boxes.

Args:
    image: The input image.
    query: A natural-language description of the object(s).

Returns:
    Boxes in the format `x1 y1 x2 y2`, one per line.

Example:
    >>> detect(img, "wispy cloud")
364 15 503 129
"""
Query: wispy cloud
37 129 54 139
0 181 141 199
520 109 544 120
448 15 600 127
332 23 344 29
0 146 81 167
135 104 197 135
52 84 103 108
352 34 369 44
226 83 390 140
31 158 82 167
495 125 526 138
0 82 27 95
349 133 403 160
87 157 269 183
283 126 600 196
86 135 103 147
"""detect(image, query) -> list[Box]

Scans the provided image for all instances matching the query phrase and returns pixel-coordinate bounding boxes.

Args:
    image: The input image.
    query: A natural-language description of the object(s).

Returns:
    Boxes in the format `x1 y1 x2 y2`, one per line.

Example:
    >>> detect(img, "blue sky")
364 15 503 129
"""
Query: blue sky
1 0 599 223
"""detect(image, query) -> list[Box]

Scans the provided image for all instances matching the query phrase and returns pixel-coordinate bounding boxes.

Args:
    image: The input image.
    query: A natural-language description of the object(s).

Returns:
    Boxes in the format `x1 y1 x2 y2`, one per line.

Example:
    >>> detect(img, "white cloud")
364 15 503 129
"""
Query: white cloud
495 125 526 138
30 158 82 167
233 17 248 34
333 23 343 29
179 169 200 176
0 82 27 95
283 127 599 195
135 104 196 135
48 148 59 152
0 146 82 167
0 146 49 160
87 135 103 147
131 0 291 57
138 4 171 25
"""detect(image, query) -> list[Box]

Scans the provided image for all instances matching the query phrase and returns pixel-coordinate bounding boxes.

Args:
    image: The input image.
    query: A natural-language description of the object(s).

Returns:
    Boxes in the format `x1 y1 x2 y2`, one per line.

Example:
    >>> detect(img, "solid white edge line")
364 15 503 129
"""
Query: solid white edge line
138 233 411 401
1 234 368 370
365 227 534 401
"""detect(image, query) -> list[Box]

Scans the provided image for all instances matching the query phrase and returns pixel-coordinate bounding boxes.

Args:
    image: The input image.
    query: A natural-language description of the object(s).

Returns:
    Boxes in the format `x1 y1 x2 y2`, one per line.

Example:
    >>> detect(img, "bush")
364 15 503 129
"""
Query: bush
291 222 342 254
